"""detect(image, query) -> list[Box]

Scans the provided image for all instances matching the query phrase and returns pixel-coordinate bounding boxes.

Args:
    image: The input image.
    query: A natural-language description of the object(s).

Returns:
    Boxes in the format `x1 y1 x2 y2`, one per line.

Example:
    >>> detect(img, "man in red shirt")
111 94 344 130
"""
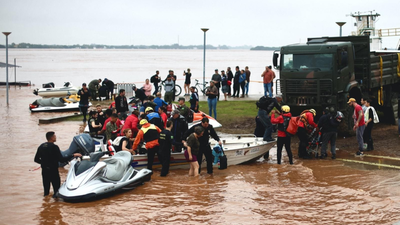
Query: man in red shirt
348 98 365 156
261 66 274 97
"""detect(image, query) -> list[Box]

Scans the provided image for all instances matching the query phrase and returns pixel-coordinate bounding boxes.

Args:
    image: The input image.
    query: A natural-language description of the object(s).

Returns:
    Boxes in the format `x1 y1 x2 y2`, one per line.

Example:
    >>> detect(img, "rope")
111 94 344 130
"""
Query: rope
397 53 400 77
337 158 400 170
378 56 384 105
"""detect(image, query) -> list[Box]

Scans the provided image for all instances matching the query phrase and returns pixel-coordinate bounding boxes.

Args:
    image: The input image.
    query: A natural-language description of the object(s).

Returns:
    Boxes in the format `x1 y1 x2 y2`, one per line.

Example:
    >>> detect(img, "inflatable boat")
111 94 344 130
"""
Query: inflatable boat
33 82 79 97
29 94 91 112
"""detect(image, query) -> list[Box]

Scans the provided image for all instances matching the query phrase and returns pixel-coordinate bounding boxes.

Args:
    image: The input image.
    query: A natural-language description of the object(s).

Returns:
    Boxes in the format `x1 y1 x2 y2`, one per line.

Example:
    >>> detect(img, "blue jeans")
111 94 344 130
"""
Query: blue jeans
356 125 365 152
208 97 217 119
264 83 272 97
258 109 273 141
245 82 249 95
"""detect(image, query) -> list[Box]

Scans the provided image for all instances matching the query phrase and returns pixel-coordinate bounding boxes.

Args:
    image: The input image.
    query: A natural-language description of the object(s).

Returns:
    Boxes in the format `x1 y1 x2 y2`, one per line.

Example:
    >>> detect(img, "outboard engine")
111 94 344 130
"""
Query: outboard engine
42 82 55 88
61 133 96 157
64 82 70 87
59 134 96 167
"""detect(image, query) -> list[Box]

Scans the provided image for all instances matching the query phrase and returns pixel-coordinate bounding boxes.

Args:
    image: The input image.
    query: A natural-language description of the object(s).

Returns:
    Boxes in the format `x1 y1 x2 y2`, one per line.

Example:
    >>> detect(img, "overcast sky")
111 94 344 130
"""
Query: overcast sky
1 0 399 48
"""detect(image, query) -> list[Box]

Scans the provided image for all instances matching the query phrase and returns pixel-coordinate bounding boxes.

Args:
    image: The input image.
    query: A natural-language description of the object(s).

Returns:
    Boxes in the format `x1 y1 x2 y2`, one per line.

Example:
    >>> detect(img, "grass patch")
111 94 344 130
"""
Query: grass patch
198 100 258 134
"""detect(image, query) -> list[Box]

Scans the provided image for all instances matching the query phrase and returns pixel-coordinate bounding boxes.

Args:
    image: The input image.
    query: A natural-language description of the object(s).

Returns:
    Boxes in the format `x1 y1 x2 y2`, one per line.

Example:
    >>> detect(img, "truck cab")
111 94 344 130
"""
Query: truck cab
274 36 400 133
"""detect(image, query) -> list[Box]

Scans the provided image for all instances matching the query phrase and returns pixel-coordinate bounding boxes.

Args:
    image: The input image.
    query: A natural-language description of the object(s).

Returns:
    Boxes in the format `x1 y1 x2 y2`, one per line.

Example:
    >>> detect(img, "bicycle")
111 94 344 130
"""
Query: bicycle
193 79 210 95
157 80 182 96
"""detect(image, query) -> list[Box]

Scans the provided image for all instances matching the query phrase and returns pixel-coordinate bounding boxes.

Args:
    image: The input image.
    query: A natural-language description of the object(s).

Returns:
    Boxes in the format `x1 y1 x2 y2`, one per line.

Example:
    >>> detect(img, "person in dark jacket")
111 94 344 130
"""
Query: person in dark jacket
184 117 222 175
170 109 188 153
271 105 293 164
132 85 147 104
151 70 161 95
77 83 91 123
34 132 82 197
257 95 282 142
226 67 234 96
159 120 173 176
114 89 129 120
102 78 115 100
318 108 342 159
232 66 241 98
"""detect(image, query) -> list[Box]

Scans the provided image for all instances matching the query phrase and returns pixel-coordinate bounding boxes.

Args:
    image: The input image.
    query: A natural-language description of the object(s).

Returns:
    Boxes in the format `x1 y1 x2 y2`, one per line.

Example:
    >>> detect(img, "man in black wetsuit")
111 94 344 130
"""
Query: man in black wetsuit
184 117 222 175
34 132 82 198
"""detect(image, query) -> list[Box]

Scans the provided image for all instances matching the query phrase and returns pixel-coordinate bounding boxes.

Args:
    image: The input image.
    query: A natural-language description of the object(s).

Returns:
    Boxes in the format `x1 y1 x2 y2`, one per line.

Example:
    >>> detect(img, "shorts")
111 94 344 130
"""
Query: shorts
184 150 198 162
221 85 229 94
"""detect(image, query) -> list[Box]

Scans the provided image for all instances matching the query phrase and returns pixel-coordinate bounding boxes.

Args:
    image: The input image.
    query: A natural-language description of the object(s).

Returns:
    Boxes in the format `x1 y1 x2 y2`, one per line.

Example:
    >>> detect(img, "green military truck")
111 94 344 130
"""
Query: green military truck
273 35 400 133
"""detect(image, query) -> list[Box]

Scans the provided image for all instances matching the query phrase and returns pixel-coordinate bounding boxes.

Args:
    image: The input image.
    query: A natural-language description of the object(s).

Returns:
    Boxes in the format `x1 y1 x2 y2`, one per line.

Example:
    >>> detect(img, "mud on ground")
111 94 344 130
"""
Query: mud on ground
220 118 400 157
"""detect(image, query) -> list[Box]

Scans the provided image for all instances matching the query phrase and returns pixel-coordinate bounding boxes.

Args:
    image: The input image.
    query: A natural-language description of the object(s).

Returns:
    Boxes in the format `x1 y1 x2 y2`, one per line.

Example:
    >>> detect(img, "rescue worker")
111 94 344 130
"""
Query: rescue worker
271 105 293 164
297 108 318 159
132 119 162 170
145 107 164 130
169 109 188 153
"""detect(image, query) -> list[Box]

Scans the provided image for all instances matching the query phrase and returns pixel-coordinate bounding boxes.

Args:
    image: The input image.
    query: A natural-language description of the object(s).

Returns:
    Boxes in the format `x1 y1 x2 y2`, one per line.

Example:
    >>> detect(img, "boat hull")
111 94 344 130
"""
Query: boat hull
131 136 275 170
30 102 92 112
37 87 79 97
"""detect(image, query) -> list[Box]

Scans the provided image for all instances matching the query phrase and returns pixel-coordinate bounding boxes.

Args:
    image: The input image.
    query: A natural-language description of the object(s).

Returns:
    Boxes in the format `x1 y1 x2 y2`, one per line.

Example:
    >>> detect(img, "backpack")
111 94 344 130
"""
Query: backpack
286 116 300 136
186 109 194 123
256 96 274 112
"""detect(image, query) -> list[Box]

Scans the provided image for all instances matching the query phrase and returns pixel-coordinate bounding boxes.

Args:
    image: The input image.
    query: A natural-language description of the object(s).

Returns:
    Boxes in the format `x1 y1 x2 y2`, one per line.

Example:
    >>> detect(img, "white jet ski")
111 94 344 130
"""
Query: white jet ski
57 151 152 202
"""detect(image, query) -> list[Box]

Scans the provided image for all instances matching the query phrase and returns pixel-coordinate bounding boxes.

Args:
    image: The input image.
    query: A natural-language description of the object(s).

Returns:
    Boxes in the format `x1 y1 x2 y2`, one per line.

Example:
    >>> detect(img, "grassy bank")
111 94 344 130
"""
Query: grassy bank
198 100 258 134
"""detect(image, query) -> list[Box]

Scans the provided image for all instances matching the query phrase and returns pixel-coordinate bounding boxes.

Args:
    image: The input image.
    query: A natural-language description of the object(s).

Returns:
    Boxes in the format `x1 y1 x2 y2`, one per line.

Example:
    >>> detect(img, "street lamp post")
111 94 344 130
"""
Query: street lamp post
3 32 11 105
201 28 209 92
336 22 346 37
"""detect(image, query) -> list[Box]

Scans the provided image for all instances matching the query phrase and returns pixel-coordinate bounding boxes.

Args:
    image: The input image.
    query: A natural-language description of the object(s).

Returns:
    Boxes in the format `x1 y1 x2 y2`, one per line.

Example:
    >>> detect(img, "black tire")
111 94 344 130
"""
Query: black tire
175 85 182 96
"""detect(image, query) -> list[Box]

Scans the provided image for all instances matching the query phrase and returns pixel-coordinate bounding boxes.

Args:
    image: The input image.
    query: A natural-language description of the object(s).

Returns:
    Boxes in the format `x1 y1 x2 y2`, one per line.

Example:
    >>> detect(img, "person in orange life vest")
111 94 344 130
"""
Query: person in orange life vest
271 105 293 165
132 119 162 170
297 109 318 159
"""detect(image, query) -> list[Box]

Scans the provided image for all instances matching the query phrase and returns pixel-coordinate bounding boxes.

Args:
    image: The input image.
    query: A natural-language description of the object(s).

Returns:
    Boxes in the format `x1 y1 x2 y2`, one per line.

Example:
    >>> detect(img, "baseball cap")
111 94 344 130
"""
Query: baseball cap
171 109 180 116
347 98 356 104
178 97 185 101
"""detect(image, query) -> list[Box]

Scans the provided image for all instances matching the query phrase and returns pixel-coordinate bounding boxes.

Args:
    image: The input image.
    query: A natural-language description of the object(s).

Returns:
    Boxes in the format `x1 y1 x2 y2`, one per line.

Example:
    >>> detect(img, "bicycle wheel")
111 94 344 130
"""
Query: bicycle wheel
194 87 199 94
175 85 182 96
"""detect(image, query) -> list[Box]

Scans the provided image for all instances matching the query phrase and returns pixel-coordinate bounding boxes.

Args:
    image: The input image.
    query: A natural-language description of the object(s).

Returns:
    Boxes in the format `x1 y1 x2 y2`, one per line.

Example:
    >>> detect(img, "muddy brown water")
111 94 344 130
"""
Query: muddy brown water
1 88 400 225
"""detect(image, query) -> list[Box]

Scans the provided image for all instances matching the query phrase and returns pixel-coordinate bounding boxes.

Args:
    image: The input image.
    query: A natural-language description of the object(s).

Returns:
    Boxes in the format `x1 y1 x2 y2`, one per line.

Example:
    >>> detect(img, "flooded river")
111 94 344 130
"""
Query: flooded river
1 49 400 224
0 88 400 225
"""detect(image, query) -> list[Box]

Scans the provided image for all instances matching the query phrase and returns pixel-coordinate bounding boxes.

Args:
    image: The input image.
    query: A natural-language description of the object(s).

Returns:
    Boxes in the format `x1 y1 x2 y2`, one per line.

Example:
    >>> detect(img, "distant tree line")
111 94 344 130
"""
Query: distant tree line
250 46 280 51
0 43 277 50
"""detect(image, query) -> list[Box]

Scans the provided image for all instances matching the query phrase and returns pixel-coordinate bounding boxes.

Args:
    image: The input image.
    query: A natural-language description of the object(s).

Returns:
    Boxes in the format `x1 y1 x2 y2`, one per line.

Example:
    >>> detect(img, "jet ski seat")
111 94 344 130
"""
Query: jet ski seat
103 151 132 181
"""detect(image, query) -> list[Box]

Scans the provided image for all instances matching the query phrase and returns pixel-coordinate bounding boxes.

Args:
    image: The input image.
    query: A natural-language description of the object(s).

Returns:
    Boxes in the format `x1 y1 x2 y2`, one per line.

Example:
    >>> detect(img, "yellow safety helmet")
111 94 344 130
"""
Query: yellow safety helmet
281 105 290 113
145 107 154 113
140 119 148 125
309 109 316 116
